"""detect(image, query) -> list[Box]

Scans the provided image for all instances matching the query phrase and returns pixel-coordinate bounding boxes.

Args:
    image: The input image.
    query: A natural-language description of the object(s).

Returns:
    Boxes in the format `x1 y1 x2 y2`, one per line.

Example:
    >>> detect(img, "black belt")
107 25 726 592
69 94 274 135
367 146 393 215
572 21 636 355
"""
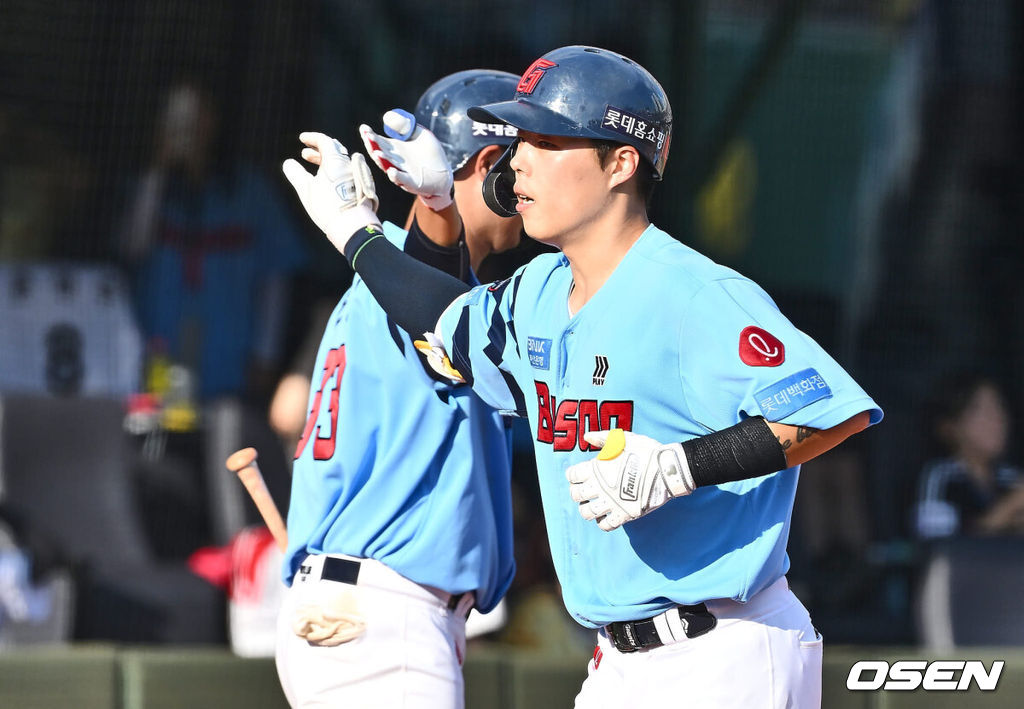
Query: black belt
315 557 468 611
605 603 717 653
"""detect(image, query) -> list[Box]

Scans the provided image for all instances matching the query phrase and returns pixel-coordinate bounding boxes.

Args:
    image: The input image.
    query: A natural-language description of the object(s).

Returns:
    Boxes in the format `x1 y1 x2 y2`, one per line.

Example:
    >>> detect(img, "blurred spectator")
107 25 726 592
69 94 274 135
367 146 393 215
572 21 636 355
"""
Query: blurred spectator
115 76 306 563
119 76 308 406
913 371 1024 539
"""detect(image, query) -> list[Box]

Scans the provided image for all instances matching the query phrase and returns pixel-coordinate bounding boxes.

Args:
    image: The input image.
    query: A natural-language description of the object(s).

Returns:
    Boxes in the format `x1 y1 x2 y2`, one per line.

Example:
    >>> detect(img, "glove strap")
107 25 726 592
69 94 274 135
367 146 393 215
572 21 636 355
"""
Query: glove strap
654 444 695 496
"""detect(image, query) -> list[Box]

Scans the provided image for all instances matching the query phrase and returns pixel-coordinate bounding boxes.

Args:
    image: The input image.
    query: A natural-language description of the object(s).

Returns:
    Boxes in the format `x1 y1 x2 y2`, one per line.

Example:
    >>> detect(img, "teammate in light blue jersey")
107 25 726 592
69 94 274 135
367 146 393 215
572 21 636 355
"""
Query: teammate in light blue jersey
276 71 523 709
282 221 513 601
285 46 881 709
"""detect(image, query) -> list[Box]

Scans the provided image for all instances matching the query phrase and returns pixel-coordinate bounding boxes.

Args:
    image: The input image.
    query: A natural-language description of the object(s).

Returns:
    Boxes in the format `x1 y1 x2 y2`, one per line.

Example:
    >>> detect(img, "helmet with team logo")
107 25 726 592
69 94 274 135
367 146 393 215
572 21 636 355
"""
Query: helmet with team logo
413 69 520 172
468 46 673 216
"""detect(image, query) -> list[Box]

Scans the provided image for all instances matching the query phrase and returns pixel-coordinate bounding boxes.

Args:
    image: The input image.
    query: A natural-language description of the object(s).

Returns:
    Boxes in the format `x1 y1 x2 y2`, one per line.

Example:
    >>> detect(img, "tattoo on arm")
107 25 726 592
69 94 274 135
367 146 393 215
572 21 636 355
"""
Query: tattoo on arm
796 426 816 443
776 427 817 452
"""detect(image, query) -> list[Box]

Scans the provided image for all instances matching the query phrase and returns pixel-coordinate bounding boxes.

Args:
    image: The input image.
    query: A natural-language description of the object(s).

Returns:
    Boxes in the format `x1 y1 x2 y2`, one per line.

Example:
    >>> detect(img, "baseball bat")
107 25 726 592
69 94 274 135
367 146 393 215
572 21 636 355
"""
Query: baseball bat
225 447 288 553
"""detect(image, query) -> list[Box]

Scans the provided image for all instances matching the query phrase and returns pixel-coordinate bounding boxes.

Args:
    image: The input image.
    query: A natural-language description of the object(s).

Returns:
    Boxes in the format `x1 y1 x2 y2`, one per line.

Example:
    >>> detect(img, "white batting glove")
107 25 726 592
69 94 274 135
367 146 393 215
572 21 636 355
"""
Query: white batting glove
566 429 696 531
359 109 454 211
282 132 381 254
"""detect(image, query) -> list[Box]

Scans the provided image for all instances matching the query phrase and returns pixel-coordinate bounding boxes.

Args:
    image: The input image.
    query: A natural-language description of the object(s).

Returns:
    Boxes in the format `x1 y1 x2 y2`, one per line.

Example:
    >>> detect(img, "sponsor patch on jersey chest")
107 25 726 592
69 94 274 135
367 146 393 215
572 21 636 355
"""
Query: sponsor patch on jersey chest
527 336 552 370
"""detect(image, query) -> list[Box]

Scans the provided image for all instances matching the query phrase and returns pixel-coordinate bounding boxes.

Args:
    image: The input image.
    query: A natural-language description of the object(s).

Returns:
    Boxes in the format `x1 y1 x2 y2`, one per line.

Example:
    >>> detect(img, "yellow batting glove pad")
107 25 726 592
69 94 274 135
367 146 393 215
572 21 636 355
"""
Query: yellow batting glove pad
597 428 627 461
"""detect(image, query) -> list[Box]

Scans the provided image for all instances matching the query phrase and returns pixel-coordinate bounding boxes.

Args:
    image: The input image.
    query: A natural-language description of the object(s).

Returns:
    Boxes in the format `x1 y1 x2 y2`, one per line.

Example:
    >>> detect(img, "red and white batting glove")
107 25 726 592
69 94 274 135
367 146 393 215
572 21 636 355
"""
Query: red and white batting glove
359 109 454 211
282 132 381 254
566 429 696 531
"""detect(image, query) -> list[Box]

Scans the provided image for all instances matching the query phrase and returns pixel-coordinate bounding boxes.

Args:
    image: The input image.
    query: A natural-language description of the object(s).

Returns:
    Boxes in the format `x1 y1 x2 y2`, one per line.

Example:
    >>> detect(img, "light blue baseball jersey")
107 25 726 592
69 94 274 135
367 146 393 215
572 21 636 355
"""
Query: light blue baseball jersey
283 222 515 613
437 224 882 627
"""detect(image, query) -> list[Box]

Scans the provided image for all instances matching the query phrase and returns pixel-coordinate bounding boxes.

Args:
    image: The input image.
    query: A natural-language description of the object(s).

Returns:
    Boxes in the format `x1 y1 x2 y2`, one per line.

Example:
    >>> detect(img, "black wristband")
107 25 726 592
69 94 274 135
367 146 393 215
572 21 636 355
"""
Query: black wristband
343 225 385 268
683 416 789 489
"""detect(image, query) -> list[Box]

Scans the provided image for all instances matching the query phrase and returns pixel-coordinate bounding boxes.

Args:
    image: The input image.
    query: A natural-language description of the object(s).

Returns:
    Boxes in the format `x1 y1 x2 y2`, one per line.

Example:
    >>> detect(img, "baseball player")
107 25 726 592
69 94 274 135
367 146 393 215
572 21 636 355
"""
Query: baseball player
275 70 523 708
283 46 883 708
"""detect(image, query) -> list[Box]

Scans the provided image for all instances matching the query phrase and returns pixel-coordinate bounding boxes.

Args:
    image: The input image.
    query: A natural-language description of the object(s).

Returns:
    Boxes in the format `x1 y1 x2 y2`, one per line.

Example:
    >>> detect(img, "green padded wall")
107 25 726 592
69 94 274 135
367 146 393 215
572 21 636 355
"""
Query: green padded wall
0 644 118 709
502 650 589 709
2 644 1023 708
464 644 508 709
120 648 288 709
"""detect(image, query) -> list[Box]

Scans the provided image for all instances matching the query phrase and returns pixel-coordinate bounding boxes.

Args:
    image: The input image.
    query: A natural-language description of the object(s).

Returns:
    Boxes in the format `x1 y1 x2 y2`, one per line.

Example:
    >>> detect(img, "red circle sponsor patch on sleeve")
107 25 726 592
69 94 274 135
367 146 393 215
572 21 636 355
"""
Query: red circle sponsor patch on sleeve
739 326 785 367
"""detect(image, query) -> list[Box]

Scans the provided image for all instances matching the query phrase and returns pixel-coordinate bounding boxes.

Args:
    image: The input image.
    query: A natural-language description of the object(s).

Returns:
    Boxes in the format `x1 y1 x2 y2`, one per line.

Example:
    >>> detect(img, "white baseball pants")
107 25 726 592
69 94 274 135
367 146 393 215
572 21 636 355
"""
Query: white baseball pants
275 554 472 708
575 577 823 708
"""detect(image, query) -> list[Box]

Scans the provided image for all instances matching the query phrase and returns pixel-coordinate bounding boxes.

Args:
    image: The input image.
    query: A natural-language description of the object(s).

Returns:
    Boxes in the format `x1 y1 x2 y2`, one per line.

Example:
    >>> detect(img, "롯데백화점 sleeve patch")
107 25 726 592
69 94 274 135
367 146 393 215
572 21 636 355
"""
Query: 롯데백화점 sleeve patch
754 368 832 421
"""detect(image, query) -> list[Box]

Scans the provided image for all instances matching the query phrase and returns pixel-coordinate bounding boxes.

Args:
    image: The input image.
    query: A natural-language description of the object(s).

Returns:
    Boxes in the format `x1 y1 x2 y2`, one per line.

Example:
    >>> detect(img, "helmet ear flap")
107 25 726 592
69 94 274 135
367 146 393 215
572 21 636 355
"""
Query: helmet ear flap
481 140 519 218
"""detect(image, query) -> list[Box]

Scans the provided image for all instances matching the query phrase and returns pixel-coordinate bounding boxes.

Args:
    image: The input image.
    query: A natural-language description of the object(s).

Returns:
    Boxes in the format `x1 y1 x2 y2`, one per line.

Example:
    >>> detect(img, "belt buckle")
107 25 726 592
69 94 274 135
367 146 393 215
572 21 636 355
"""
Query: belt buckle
677 605 717 639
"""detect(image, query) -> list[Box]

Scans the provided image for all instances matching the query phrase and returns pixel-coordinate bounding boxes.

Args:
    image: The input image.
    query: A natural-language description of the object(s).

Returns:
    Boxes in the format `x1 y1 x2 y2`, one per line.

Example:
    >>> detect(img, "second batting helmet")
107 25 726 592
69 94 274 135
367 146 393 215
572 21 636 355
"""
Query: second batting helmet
414 69 520 172
469 46 673 216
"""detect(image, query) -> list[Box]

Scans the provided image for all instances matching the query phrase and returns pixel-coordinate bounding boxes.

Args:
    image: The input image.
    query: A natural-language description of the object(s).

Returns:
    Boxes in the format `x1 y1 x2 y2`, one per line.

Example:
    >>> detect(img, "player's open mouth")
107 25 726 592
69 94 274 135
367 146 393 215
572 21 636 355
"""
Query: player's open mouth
515 192 534 212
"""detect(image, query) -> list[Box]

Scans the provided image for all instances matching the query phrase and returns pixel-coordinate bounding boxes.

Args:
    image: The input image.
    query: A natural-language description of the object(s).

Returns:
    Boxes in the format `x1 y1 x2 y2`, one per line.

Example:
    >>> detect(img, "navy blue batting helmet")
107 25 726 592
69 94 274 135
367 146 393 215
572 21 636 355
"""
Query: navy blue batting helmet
469 46 672 216
414 69 520 172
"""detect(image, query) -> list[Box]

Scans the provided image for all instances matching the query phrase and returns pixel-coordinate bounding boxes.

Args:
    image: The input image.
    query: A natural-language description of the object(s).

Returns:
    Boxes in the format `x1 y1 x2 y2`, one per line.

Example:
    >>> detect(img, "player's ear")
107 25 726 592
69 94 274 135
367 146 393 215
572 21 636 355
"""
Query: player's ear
607 145 641 190
473 144 506 181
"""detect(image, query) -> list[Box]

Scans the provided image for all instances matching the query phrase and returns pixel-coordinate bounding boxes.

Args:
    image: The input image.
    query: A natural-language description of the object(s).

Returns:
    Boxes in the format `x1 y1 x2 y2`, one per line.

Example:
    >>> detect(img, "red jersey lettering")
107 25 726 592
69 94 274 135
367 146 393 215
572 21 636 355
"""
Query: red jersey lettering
577 400 601 451
535 380 554 444
553 400 579 452
534 380 634 452
295 346 346 460
599 401 634 432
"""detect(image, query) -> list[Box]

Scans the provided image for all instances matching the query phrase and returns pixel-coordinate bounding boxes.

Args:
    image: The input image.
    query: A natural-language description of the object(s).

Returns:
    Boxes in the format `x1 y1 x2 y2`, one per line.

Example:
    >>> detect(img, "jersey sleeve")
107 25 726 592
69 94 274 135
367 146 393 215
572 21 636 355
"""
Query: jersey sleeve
677 277 882 433
435 270 528 416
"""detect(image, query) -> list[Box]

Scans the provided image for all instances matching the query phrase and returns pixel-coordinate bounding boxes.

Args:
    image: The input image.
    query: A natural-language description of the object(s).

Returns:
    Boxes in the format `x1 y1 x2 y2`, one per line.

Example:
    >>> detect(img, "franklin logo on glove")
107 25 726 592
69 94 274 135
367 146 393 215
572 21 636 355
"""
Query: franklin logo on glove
621 463 640 501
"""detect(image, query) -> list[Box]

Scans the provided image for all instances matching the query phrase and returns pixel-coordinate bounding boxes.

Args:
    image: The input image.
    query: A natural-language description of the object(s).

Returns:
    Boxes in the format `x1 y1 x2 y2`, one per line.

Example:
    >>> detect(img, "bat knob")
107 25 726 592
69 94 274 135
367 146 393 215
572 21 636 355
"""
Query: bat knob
226 447 258 472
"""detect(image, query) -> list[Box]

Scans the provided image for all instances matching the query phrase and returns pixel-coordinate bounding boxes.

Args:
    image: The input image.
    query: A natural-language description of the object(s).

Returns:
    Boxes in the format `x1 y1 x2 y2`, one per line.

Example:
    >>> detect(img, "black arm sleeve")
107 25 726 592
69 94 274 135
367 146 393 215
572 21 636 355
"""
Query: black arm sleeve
683 416 790 488
403 217 472 285
343 226 471 338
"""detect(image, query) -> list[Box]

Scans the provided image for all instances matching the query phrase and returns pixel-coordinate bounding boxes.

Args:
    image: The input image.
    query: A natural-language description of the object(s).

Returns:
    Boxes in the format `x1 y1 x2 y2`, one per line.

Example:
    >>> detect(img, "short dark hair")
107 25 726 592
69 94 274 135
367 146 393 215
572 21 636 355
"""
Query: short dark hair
925 369 1004 456
592 139 656 205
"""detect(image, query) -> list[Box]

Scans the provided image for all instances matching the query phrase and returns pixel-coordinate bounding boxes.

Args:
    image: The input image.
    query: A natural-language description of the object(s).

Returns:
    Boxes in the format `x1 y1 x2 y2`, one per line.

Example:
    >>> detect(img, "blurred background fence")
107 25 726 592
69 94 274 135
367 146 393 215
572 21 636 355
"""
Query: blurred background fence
2 0 1023 702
